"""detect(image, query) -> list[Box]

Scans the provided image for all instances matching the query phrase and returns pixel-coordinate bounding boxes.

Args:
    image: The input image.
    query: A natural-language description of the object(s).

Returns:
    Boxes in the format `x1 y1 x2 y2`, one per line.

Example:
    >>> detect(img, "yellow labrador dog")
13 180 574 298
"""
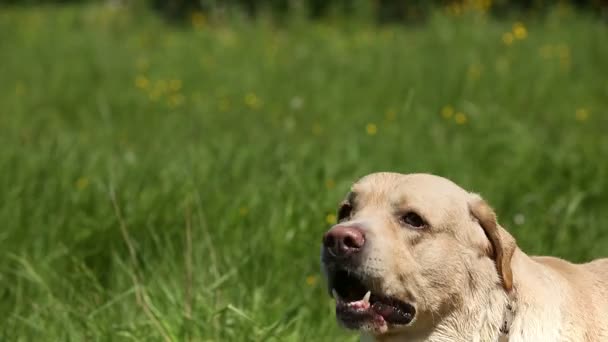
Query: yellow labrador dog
321 172 608 341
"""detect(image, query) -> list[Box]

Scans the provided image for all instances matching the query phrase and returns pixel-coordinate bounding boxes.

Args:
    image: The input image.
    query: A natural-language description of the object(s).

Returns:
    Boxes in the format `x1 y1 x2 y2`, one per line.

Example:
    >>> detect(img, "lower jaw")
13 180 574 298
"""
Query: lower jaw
335 302 415 333
338 317 388 334
337 310 389 334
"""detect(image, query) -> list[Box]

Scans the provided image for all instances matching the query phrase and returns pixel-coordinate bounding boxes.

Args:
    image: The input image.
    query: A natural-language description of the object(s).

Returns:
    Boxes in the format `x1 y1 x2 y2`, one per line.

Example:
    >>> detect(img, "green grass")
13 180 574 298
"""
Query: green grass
1 4 607 341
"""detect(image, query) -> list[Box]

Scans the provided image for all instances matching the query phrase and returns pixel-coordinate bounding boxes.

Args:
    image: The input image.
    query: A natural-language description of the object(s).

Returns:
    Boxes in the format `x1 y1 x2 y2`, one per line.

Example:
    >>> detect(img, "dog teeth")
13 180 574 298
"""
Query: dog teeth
332 289 371 310
362 291 371 303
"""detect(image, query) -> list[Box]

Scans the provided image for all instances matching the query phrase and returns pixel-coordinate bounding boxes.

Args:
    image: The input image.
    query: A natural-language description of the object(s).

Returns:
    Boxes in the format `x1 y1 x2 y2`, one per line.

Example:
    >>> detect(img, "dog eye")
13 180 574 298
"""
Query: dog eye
337 203 353 222
400 212 426 228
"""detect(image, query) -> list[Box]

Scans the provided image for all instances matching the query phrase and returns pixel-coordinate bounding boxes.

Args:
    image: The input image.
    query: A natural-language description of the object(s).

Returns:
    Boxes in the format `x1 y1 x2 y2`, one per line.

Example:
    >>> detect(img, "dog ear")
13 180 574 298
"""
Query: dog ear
469 194 517 292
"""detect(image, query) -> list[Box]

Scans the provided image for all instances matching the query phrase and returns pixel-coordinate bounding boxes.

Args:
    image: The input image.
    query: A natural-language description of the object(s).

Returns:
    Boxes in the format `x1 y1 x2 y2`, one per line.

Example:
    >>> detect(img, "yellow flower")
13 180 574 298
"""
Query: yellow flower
512 22 527 40
557 44 571 70
325 179 335 190
167 94 185 108
15 81 26 96
136 58 149 71
244 93 262 110
76 177 89 190
476 0 492 12
385 108 397 121
575 108 590 122
169 79 182 92
135 76 149 89
191 11 206 30
200 56 216 69
502 32 514 46
441 105 454 119
219 98 231 112
557 44 571 59
239 207 249 216
148 89 161 102
218 29 238 47
447 3 462 16
454 112 468 125
467 64 483 81
154 80 168 94
306 275 318 287
557 44 571 69
326 214 337 225
539 45 553 59
381 29 394 40
312 123 323 136
366 123 377 136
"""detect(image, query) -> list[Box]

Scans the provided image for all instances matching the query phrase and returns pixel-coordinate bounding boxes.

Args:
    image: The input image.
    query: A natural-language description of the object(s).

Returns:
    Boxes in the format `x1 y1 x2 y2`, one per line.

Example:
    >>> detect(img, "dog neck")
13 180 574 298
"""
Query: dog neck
500 250 565 342
420 254 519 342
440 281 512 341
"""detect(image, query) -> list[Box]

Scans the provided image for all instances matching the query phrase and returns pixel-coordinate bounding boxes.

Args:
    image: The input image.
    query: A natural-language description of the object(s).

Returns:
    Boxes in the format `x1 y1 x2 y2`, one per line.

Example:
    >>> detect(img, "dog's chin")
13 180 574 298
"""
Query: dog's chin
326 268 416 334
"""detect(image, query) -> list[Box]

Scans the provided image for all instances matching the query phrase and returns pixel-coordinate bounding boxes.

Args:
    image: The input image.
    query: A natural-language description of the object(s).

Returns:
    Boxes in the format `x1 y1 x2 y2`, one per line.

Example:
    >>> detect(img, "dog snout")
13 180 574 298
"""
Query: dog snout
323 225 365 258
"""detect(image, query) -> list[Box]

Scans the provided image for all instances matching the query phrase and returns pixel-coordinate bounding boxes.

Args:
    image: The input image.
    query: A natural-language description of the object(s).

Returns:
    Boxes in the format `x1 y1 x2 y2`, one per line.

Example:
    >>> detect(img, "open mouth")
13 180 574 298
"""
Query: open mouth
328 269 416 332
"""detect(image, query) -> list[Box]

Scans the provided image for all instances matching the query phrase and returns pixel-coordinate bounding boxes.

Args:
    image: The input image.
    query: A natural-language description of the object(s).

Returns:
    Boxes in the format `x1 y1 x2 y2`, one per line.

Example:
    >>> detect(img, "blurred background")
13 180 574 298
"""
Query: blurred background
1 0 607 341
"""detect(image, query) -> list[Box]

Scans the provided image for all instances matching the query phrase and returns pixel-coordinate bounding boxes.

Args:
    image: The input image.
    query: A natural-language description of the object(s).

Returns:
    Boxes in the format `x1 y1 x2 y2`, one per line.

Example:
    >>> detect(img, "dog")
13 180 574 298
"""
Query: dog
321 172 608 341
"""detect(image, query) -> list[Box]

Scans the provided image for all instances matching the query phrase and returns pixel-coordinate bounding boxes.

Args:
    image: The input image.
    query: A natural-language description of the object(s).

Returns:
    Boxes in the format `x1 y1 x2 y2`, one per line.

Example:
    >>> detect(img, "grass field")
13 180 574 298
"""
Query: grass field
1 4 607 341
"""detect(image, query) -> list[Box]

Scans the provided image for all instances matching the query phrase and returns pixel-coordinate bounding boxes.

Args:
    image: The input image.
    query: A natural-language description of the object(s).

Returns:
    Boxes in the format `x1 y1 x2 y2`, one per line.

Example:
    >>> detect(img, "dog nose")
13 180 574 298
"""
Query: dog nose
323 225 365 257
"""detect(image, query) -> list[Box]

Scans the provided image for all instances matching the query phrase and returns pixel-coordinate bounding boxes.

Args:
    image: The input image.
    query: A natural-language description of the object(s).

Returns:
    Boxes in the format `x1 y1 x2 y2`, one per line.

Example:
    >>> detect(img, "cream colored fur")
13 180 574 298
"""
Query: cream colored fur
331 172 608 342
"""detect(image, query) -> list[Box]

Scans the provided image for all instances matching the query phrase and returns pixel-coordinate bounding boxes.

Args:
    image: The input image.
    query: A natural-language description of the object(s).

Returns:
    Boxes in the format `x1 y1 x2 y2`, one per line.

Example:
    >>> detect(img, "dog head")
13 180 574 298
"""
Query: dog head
321 173 516 336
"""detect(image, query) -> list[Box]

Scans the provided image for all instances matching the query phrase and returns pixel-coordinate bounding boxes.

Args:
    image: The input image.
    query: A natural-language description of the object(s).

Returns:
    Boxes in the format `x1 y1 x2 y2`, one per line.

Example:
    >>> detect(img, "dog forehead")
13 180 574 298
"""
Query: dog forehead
351 173 468 204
